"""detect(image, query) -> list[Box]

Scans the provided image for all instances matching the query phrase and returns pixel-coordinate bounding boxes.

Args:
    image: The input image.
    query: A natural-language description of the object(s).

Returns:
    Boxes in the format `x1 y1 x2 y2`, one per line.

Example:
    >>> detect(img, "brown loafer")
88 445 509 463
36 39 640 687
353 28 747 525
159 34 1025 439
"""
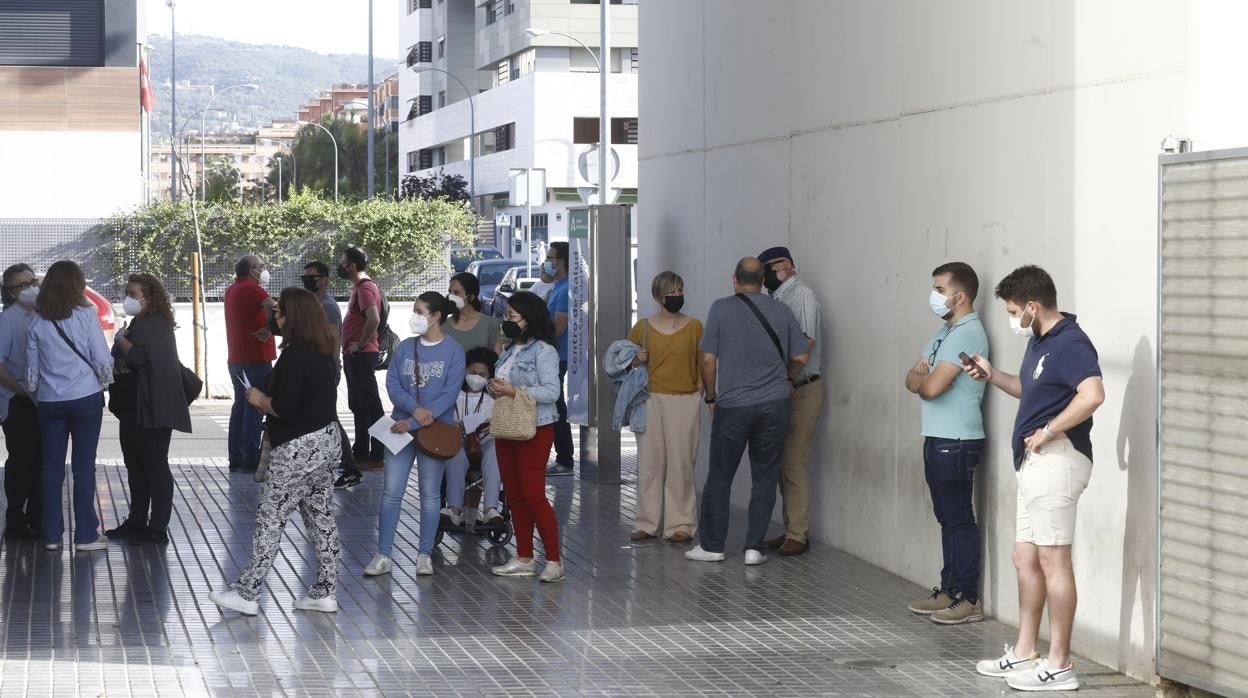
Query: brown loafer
764 535 786 550
777 538 809 556
630 530 657 542
666 531 693 543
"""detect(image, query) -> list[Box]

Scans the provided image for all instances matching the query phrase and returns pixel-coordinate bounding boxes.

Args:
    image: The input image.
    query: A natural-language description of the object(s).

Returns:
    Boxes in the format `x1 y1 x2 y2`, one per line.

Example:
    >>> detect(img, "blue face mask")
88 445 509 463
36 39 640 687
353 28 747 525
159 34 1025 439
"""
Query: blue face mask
542 261 557 277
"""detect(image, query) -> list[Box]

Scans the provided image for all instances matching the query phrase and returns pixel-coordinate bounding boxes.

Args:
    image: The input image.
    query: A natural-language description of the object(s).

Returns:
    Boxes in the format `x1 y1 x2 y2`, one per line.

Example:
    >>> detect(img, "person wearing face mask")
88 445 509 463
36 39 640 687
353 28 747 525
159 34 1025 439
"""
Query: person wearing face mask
488 291 565 582
964 265 1104 693
542 241 576 476
756 246 823 557
300 261 355 477
454 346 502 527
209 288 342 616
903 263 989 624
363 292 466 578
223 255 278 474
0 263 43 539
443 272 502 353
105 273 191 545
337 245 386 487
625 272 704 544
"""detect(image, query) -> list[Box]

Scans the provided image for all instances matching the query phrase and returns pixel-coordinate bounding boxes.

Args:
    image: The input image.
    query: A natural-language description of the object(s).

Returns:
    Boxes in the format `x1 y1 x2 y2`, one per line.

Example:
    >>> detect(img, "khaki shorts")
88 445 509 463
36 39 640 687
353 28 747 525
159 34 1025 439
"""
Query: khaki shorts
1015 438 1092 546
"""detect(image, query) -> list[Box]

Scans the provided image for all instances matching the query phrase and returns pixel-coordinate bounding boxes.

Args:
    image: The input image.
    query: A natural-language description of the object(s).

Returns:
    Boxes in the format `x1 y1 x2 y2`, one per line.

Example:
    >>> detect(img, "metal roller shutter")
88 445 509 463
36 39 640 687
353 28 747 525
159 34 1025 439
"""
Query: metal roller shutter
0 0 104 67
1159 146 1248 698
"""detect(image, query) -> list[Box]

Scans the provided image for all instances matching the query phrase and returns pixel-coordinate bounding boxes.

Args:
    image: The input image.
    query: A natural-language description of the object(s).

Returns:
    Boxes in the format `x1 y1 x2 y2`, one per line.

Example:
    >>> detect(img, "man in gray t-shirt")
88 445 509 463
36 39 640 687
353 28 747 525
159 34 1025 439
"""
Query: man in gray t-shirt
686 257 809 566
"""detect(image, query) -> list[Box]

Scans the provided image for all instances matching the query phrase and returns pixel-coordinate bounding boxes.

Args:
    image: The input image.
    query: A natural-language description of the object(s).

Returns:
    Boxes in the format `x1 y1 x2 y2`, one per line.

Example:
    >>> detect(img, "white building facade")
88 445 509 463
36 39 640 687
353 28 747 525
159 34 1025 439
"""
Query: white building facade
398 0 638 255
640 0 1248 690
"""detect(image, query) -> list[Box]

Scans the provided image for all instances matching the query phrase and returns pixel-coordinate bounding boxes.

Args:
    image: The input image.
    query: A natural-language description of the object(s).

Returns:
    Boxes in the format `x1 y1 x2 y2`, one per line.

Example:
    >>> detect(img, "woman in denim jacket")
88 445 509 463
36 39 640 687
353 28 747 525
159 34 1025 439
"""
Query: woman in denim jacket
487 291 565 583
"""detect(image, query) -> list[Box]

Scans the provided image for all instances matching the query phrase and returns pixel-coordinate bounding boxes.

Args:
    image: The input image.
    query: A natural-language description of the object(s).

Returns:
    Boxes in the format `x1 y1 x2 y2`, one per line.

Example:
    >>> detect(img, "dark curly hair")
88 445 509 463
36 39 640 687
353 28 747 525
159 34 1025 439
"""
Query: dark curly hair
127 273 177 327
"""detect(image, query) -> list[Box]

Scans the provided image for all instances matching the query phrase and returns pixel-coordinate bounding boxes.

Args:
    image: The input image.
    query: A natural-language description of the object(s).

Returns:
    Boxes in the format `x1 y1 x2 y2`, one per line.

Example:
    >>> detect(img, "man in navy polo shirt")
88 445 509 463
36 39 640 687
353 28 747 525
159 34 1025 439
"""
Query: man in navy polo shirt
964 265 1104 693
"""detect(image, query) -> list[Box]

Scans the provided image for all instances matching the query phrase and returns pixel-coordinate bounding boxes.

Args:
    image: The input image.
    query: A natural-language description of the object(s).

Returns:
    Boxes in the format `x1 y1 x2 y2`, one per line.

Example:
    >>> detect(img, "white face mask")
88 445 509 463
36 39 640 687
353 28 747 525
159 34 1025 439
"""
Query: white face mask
928 290 951 319
449 294 466 310
258 269 271 286
1009 305 1037 337
465 374 488 392
122 296 143 317
18 287 38 307
409 313 429 336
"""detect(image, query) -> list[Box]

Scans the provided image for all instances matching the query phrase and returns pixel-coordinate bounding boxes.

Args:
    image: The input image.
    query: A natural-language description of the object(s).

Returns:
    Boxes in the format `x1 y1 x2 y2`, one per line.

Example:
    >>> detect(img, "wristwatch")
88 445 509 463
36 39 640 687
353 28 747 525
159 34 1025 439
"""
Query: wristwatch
1042 423 1057 439
704 395 716 404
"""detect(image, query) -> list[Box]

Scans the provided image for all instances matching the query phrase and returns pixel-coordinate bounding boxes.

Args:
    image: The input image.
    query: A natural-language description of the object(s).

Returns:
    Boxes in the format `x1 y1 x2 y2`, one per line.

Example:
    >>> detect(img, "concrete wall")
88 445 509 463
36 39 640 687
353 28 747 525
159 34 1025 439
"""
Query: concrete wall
638 0 1248 683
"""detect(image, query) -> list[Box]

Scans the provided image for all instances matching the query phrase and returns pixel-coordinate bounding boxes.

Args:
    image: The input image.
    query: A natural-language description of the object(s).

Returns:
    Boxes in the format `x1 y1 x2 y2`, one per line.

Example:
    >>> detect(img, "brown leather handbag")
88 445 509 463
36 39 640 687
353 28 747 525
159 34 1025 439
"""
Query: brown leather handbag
464 429 484 469
412 343 463 459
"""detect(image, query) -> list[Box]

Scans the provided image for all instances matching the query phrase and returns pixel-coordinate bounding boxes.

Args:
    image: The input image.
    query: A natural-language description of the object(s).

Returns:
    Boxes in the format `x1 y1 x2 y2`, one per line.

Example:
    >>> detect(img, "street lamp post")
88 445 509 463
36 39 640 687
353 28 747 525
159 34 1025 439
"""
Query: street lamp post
167 0 177 202
367 0 375 198
528 21 609 205
406 64 475 208
298 120 339 203
201 83 259 201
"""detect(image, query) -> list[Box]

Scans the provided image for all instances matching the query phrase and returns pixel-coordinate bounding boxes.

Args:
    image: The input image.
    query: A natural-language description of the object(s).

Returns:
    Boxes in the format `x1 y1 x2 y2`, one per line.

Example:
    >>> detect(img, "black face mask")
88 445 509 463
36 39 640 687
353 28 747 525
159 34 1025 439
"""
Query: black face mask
663 295 685 313
301 275 321 292
336 264 351 280
763 268 782 292
501 320 524 339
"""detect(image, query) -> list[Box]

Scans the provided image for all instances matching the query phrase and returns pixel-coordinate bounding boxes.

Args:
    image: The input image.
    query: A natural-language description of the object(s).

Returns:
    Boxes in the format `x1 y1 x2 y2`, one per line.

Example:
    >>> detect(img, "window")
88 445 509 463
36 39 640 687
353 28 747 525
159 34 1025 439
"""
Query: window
477 122 515 156
437 36 445 59
438 91 446 108
573 117 639 145
510 63 520 81
419 149 434 170
407 150 420 172
407 41 432 66
407 0 430 12
629 47 638 72
486 0 497 25
505 0 515 15
389 95 399 109
496 59 510 85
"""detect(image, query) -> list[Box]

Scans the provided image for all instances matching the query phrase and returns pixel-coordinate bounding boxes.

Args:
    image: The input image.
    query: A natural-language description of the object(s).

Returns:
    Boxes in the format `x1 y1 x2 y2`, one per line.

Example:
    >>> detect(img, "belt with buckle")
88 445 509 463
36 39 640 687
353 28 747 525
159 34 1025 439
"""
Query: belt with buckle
793 374 821 389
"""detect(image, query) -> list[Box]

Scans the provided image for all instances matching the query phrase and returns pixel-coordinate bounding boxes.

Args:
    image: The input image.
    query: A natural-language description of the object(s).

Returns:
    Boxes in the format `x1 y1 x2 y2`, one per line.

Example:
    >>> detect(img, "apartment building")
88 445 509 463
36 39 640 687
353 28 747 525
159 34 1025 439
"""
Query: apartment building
150 121 298 201
0 0 145 218
398 0 638 252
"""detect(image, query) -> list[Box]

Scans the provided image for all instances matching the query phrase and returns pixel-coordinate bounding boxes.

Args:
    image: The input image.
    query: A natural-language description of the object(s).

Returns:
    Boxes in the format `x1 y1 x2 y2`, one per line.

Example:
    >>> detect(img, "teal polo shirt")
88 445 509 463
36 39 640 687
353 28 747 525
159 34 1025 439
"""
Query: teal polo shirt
920 312 989 440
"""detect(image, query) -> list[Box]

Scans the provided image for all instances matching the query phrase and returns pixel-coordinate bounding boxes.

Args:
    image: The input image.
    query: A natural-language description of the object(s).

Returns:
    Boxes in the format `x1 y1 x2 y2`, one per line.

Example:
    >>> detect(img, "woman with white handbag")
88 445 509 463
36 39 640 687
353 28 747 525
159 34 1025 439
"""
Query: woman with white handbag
487 291 565 583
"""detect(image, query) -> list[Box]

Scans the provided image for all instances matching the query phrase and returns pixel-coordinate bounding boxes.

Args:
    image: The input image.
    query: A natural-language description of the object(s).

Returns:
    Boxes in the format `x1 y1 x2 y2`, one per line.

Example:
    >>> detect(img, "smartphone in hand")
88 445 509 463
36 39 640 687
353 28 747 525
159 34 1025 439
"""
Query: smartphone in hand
959 352 987 378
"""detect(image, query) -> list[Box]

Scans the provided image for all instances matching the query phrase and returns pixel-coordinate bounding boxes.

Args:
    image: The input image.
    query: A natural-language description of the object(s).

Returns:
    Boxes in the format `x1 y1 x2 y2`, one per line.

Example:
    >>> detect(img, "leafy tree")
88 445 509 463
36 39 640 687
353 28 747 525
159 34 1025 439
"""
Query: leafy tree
400 170 470 202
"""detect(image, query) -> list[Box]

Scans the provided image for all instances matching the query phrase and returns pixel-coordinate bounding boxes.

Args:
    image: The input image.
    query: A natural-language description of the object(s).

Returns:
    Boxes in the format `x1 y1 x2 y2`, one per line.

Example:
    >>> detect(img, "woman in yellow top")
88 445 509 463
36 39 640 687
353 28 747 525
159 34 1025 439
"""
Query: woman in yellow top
627 271 704 543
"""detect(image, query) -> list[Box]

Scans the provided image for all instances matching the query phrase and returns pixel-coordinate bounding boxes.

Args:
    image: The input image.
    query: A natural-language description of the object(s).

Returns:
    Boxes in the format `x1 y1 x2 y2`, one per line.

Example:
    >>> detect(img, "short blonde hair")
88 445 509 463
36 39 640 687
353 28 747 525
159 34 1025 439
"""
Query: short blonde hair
651 271 684 300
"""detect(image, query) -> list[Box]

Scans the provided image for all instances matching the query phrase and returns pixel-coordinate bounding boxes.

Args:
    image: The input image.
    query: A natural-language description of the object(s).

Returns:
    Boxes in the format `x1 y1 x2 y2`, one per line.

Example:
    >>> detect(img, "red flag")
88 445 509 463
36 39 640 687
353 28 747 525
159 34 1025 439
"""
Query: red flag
139 57 155 113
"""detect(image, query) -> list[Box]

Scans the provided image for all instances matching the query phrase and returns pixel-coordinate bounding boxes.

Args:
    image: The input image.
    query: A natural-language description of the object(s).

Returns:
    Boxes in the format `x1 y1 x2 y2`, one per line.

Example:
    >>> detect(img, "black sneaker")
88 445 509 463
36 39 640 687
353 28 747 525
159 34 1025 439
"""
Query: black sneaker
334 472 363 490
545 463 574 477
105 518 146 539
129 527 169 545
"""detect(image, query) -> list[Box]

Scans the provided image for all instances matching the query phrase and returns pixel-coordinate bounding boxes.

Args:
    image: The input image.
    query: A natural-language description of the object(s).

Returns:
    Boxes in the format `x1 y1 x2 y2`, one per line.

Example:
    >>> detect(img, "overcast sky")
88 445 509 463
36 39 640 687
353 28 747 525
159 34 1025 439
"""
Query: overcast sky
146 0 400 58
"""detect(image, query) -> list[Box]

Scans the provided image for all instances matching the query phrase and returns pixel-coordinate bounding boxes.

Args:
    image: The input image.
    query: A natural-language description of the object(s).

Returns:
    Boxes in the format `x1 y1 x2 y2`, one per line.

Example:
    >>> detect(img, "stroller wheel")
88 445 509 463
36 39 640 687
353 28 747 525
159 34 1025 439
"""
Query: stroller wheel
487 525 512 547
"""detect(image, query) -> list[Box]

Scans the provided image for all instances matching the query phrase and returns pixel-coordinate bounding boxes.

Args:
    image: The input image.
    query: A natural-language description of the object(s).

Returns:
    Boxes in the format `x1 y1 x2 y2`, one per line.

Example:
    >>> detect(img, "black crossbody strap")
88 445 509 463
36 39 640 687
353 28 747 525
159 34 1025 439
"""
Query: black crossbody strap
52 319 95 372
735 293 785 366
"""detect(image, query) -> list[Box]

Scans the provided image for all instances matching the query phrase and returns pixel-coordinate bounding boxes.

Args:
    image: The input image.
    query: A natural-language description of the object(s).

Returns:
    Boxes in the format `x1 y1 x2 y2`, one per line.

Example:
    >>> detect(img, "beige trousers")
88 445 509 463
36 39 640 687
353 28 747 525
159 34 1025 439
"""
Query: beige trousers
635 392 702 538
780 382 825 543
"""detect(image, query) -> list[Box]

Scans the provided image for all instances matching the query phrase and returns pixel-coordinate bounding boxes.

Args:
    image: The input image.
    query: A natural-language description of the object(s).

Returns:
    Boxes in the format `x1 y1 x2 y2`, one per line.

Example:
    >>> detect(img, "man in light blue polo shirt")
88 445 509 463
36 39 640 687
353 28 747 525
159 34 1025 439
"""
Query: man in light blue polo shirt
903 262 989 625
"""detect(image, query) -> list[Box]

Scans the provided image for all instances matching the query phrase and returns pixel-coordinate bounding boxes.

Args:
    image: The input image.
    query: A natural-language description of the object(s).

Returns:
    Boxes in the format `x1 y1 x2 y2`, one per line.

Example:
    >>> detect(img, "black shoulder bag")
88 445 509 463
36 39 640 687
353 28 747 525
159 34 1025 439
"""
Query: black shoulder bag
735 293 786 366
51 320 97 372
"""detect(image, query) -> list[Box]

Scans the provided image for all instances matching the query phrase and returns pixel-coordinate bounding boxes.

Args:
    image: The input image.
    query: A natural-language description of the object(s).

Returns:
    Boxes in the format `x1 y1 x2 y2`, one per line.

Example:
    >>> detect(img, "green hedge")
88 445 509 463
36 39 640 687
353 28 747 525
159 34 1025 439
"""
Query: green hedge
98 191 478 299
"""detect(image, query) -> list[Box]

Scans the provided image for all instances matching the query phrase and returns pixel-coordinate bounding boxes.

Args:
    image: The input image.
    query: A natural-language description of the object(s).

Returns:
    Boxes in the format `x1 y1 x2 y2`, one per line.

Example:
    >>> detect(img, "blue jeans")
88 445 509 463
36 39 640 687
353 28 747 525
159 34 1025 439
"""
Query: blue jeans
698 399 791 554
923 437 983 601
378 438 468 556
38 391 105 544
228 362 272 467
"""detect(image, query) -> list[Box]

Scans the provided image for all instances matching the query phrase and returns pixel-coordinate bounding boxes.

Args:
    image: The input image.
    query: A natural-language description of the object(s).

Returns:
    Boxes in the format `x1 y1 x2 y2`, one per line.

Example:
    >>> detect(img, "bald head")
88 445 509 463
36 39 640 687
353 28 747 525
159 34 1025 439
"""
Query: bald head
733 257 764 291
236 255 262 280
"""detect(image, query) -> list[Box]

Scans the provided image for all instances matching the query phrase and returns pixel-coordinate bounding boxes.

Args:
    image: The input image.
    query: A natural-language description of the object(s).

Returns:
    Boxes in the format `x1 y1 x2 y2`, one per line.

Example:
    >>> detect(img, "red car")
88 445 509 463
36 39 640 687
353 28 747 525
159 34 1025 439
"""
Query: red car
85 285 118 344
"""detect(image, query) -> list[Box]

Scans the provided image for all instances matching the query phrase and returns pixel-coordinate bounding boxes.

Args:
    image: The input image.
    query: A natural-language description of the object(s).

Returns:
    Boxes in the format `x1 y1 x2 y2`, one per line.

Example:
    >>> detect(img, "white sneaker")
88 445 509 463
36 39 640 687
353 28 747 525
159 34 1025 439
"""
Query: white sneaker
744 549 767 566
491 558 537 576
363 554 393 577
415 553 434 576
976 644 1041 678
440 507 464 526
684 545 725 562
209 588 259 616
44 542 62 551
75 537 108 552
294 595 338 613
1005 659 1079 692
539 561 565 583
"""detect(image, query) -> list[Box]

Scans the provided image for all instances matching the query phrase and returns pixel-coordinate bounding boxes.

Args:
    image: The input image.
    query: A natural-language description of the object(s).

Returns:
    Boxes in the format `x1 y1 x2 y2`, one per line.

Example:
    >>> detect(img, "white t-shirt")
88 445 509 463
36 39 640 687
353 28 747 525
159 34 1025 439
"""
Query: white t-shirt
458 389 495 443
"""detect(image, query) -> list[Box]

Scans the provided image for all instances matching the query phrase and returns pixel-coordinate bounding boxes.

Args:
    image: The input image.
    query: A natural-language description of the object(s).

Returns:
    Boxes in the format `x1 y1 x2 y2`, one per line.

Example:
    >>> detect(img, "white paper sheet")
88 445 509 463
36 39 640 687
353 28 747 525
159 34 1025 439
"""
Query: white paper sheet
462 411 490 436
368 416 414 455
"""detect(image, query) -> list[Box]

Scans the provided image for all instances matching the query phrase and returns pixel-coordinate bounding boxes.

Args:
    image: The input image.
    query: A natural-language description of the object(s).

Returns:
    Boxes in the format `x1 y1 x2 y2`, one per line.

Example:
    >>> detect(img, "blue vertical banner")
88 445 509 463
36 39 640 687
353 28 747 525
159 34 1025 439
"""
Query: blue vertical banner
567 208 591 425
